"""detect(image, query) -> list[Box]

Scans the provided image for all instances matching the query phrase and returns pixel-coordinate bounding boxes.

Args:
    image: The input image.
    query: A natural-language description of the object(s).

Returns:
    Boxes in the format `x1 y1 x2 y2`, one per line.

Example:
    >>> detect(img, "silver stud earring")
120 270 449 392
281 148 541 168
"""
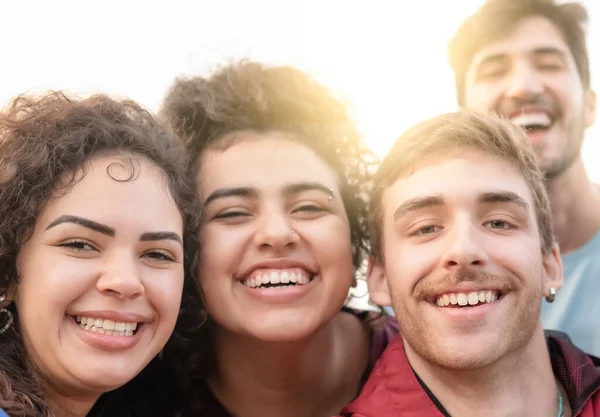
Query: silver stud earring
0 294 14 335
328 187 334 201
545 287 557 303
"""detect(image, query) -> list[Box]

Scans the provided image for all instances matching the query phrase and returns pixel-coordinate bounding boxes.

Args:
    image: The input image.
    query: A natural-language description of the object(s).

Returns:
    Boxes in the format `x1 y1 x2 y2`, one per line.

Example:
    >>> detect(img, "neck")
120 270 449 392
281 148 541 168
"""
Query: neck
547 157 600 253
209 312 369 417
406 325 570 417
44 383 98 417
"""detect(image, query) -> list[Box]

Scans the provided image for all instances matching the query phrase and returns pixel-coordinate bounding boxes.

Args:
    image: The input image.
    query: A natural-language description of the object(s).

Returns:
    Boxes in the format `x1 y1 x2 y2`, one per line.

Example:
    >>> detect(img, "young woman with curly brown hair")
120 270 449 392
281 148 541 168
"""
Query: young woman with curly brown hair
160 60 398 417
0 92 202 417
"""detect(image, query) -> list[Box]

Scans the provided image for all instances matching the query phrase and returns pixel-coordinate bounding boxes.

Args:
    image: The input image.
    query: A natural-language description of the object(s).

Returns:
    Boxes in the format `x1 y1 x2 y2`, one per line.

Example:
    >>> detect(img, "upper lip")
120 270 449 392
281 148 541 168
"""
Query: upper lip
427 284 509 303
236 258 317 280
68 310 152 323
505 106 555 120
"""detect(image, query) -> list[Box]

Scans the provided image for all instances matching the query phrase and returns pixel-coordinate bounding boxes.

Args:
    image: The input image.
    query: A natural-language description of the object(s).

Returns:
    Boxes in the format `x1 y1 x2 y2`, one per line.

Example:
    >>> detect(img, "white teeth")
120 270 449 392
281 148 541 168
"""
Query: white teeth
103 320 115 331
510 113 551 128
269 272 280 284
242 269 312 288
442 294 449 306
467 292 479 305
75 316 138 336
435 290 501 308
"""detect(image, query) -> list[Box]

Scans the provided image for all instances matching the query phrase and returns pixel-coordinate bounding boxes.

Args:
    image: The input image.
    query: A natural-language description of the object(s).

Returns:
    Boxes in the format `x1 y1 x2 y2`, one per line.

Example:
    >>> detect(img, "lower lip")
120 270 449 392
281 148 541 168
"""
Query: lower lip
238 278 317 304
525 128 551 145
70 316 144 352
433 296 503 322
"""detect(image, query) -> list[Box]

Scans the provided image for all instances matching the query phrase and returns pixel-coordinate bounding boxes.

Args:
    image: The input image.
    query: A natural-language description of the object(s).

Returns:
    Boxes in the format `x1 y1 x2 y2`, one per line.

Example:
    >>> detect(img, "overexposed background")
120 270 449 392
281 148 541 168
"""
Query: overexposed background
1 0 599 175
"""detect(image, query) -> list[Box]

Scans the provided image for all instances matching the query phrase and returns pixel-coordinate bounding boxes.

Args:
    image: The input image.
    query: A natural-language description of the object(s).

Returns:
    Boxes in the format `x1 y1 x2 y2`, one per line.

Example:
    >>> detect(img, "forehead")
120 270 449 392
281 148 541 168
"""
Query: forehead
383 149 534 211
198 134 338 195
40 155 180 226
469 16 574 66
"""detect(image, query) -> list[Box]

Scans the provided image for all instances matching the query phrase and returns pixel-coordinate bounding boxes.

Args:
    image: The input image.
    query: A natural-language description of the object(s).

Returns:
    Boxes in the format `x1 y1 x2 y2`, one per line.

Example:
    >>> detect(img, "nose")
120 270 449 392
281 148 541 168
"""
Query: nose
253 209 300 251
441 219 488 273
96 254 145 299
504 61 544 101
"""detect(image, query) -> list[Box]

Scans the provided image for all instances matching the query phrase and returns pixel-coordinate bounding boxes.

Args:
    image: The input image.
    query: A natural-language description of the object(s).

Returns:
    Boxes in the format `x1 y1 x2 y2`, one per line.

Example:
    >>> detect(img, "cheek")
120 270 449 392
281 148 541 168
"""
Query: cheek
465 83 502 111
144 267 185 323
200 226 250 269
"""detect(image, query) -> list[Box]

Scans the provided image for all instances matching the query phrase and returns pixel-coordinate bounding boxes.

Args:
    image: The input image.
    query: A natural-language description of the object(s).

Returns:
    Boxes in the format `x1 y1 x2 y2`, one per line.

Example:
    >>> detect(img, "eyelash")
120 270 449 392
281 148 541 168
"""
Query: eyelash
60 240 175 262
143 249 176 262
214 211 249 219
293 204 326 214
484 218 516 230
213 204 327 219
60 239 97 252
410 217 517 236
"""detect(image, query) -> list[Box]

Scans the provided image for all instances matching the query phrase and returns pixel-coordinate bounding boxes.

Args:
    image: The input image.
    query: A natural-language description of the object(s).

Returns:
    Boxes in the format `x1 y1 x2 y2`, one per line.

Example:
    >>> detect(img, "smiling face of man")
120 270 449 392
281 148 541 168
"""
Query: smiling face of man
368 147 562 370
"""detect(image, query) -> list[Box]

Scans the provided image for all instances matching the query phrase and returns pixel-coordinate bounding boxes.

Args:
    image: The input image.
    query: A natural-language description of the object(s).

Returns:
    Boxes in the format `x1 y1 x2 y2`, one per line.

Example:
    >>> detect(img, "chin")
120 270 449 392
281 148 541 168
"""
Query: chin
76 365 144 392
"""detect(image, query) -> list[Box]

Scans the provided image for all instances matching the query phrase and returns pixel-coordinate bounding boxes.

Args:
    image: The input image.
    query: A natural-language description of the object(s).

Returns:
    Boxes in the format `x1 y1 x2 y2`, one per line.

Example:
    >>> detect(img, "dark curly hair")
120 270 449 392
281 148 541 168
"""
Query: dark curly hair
159 60 377 414
0 92 203 417
161 60 376 270
449 0 590 105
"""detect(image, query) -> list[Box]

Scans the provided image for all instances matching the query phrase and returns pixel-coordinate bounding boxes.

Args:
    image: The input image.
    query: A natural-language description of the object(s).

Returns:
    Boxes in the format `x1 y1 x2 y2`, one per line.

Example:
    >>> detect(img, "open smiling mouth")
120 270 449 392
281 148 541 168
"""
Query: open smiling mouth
434 290 504 308
73 316 140 337
241 270 314 289
510 113 554 135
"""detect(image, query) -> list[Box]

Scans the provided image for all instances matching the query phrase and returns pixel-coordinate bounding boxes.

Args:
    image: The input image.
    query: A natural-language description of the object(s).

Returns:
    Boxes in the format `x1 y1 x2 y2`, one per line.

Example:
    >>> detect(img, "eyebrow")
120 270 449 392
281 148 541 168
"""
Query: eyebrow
532 46 568 61
477 191 530 210
140 231 183 246
475 53 507 69
282 182 334 198
203 187 259 207
46 215 115 236
202 181 334 208
393 195 445 222
46 215 182 245
476 46 568 69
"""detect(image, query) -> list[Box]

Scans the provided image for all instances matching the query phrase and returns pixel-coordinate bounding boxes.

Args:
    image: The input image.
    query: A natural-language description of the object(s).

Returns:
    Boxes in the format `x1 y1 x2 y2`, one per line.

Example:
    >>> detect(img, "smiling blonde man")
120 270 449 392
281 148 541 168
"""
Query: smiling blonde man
340 111 600 417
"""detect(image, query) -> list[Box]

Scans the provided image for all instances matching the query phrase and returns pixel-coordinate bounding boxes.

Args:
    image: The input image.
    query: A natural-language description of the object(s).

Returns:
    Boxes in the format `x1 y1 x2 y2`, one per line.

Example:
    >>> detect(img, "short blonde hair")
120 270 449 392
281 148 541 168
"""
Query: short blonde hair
369 110 554 262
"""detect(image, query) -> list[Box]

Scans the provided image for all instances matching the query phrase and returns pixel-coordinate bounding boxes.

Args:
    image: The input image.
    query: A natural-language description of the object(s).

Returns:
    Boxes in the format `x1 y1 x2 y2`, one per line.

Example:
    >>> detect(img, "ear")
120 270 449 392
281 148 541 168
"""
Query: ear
584 89 596 128
542 243 563 298
367 256 392 306
1 284 15 307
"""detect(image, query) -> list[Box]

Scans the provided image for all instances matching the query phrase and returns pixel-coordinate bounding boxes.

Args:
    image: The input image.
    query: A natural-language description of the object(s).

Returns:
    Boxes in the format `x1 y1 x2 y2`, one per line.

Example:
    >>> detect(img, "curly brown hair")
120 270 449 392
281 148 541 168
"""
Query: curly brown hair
449 0 590 105
161 59 376 270
0 92 203 417
159 60 377 414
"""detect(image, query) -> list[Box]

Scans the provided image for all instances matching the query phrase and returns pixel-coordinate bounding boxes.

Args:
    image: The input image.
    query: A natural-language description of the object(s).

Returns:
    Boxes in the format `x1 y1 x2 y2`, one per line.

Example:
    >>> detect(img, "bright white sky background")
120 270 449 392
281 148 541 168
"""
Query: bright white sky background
1 0 599 178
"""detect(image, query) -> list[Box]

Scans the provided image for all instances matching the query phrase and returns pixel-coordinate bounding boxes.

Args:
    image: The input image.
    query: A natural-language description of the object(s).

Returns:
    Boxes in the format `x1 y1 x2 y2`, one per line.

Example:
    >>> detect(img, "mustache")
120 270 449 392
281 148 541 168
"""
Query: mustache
413 271 519 300
496 94 561 119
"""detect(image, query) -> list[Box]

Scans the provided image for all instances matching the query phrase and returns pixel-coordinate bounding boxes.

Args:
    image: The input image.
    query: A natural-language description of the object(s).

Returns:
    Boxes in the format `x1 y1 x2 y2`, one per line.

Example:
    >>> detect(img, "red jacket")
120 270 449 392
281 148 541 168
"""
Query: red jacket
339 331 600 417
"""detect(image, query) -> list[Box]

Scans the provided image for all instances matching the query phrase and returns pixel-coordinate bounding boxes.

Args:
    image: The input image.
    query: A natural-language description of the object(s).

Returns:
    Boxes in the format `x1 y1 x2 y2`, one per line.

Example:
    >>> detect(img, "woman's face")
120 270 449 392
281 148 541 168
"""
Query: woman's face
197 133 354 342
13 154 185 397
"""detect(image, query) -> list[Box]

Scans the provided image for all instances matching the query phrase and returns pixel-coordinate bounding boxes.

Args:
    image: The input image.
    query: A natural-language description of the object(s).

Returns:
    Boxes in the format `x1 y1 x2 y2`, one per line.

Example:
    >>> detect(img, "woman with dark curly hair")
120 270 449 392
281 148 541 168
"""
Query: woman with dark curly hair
160 60 399 417
0 92 202 417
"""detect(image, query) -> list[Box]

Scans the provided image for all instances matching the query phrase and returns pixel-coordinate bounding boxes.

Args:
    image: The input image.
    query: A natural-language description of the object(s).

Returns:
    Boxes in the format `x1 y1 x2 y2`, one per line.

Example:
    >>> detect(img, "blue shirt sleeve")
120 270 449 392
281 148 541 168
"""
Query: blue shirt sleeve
0 408 8 417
